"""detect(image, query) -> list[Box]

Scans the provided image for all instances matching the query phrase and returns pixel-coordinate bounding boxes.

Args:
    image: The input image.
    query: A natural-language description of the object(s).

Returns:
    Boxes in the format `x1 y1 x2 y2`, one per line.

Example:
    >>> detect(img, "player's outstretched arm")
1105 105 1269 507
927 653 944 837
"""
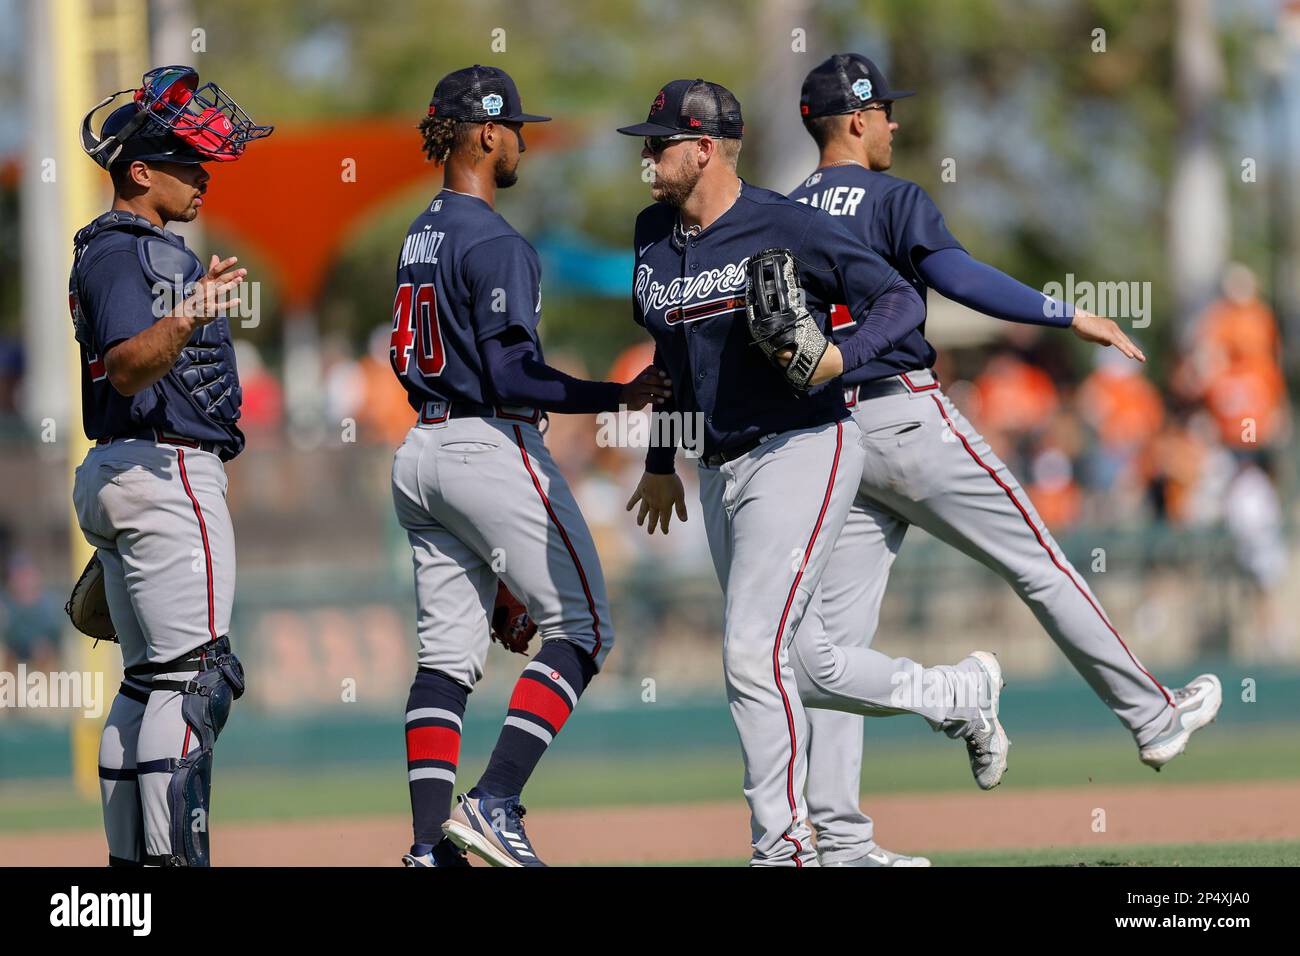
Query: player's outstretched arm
104 254 245 396
625 470 687 536
482 330 672 414
914 248 1145 361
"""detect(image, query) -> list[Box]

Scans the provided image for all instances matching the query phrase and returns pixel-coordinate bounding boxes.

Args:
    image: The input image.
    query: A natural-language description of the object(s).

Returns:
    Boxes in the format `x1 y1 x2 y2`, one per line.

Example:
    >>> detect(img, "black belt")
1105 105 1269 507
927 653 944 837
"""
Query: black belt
96 428 224 456
418 399 541 426
703 433 774 468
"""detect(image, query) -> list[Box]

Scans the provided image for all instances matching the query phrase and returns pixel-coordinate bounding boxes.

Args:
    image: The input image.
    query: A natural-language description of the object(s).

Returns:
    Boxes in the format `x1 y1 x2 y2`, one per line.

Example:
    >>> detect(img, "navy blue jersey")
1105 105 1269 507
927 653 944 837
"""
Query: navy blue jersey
633 181 901 458
71 214 244 457
788 165 964 385
391 190 546 414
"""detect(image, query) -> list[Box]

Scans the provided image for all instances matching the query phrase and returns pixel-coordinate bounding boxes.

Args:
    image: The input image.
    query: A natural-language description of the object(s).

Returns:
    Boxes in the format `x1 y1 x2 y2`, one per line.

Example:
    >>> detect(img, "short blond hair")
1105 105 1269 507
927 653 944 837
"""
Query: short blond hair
717 137 743 168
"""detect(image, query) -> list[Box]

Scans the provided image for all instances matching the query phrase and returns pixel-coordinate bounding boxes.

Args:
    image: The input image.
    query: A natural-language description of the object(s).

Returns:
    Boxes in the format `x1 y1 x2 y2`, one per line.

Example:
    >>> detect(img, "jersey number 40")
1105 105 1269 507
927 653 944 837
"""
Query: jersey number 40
390 282 446 377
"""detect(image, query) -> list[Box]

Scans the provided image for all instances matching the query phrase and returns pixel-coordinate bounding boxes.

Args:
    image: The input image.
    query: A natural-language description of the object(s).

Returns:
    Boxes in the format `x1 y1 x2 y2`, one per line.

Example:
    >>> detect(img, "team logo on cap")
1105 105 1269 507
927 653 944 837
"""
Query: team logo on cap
482 93 503 116
652 90 666 113
852 77 873 101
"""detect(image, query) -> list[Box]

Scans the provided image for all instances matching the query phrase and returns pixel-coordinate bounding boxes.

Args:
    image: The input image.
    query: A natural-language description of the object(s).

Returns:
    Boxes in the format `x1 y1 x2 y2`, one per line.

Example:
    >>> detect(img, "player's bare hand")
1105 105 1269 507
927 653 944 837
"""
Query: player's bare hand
1071 310 1145 363
621 365 673 411
626 470 687 535
177 254 246 326
775 342 845 385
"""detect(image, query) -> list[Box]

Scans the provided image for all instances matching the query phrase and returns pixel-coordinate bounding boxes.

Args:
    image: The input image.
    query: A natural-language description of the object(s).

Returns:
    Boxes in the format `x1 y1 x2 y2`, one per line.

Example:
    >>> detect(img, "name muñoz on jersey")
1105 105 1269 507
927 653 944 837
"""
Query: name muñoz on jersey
392 190 549 415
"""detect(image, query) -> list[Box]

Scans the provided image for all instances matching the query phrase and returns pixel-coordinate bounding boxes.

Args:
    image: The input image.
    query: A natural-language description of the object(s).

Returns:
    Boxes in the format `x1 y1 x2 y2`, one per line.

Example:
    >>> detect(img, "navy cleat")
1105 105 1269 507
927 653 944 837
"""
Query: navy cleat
442 792 546 867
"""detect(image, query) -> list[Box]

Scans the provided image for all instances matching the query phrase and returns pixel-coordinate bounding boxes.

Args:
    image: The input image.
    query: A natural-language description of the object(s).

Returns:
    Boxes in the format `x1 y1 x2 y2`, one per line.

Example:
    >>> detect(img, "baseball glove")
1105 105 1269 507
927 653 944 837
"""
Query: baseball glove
66 553 118 644
490 581 536 655
745 247 830 393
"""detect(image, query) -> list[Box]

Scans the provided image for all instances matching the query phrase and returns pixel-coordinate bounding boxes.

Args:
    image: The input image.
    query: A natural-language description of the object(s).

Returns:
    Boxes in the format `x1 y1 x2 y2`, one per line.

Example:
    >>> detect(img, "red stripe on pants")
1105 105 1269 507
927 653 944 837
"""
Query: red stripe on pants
512 427 603 659
176 449 217 643
771 421 844 866
928 395 1171 706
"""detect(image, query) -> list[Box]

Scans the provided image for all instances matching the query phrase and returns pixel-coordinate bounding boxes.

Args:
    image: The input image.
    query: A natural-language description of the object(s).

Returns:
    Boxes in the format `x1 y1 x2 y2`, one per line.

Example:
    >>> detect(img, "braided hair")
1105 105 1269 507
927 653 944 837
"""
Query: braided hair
419 113 478 165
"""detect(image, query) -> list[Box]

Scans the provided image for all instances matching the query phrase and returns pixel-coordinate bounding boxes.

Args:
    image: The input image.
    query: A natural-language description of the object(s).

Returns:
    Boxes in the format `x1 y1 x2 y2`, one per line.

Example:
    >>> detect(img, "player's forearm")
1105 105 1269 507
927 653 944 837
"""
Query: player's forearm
837 277 927 373
483 337 624 414
643 398 680 474
917 247 1073 328
104 314 199 396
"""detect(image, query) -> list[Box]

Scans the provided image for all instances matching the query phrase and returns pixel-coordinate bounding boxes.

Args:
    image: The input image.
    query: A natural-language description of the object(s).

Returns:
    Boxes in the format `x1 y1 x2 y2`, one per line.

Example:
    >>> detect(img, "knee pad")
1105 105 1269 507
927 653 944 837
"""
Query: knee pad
143 643 244 867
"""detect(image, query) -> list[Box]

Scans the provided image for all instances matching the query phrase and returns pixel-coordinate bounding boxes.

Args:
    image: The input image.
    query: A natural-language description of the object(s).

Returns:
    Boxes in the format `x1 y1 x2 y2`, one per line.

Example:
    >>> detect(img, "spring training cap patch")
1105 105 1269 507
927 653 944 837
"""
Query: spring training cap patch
616 78 744 139
427 65 550 123
799 53 913 119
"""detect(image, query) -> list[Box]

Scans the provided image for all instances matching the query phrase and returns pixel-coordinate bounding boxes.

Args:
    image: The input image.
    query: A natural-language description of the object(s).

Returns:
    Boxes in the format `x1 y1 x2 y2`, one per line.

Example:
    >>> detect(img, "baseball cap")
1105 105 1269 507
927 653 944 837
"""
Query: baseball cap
100 103 210 166
427 65 550 123
800 54 913 119
616 79 744 138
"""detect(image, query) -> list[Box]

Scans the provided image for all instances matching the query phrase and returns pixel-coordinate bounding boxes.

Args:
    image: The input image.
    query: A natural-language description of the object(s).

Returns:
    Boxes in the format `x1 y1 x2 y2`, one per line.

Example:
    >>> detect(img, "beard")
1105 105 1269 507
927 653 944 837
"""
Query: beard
650 155 702 208
494 152 519 189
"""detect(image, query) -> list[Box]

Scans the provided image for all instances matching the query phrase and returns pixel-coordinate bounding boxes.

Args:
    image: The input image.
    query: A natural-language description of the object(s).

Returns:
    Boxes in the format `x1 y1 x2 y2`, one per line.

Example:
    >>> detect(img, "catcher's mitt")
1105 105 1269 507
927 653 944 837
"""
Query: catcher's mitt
490 581 536 655
66 553 118 643
745 247 830 393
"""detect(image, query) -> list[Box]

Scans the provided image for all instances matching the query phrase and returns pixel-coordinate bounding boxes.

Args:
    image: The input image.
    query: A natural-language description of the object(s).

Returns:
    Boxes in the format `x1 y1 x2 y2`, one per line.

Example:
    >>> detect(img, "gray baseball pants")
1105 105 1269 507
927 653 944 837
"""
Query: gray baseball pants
802 372 1174 864
74 438 236 865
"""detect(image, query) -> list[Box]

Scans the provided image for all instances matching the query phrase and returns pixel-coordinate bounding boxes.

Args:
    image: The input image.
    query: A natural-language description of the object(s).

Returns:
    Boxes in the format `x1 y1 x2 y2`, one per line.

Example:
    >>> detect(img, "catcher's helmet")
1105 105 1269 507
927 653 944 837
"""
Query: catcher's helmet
81 65 273 170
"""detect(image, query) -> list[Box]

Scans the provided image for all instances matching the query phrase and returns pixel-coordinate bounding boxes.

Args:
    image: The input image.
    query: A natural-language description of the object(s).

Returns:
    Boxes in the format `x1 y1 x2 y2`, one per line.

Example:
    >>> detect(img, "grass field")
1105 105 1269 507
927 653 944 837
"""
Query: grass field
2 725 1297 832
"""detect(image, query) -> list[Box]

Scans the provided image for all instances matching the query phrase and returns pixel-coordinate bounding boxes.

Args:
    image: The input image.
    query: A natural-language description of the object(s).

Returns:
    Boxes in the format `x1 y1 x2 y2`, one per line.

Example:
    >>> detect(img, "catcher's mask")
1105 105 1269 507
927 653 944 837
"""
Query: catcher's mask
80 65 273 169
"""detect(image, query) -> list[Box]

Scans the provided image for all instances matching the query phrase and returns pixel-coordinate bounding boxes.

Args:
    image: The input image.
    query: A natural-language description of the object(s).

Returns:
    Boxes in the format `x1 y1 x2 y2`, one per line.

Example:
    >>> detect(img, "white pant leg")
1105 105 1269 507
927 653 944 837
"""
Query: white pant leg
802 495 907 864
700 422 865 867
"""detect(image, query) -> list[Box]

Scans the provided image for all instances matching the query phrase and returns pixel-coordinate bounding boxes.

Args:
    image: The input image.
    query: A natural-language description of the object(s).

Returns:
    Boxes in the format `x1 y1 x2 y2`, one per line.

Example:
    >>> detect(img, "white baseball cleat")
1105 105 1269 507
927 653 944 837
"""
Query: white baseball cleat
825 845 932 867
959 651 1010 790
1139 674 1222 770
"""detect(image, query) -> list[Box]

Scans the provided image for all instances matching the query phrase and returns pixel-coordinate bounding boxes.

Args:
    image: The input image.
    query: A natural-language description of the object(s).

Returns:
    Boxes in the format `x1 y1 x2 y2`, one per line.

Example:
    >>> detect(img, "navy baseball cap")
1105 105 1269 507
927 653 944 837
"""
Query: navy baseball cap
800 54 913 119
428 65 550 123
616 79 744 138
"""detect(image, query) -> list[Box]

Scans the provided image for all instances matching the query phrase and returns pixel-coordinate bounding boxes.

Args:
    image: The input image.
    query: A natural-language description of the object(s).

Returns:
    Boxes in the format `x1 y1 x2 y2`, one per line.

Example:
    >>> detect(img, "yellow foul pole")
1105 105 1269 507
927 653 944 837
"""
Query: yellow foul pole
45 0 151 801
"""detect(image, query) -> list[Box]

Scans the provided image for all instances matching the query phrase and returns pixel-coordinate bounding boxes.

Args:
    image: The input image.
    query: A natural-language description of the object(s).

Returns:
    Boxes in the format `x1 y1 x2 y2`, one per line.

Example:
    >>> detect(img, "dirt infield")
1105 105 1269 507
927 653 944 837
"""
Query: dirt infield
4 779 1298 865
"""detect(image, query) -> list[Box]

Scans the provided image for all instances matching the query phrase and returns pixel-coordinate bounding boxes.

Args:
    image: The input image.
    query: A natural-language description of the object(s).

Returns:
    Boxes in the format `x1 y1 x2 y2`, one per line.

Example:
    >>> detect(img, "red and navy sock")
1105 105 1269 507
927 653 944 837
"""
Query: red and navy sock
473 639 597 799
405 667 468 845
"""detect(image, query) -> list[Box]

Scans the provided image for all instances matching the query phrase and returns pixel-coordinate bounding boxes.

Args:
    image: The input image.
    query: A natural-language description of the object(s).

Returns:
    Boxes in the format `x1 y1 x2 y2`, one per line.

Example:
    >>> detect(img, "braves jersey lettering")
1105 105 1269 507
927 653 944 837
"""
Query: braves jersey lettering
632 181 902 458
633 260 749 316
788 165 964 386
392 191 545 412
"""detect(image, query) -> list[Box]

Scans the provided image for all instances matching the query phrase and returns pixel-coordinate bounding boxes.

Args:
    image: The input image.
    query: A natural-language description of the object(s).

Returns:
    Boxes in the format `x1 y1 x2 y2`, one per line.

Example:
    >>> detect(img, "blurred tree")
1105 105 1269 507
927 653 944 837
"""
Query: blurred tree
187 0 1267 378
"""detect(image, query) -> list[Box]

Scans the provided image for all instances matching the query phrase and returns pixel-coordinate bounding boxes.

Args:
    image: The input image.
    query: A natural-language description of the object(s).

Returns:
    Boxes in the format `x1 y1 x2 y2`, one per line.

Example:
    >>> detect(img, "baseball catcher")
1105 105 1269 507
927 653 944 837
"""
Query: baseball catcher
69 65 269 867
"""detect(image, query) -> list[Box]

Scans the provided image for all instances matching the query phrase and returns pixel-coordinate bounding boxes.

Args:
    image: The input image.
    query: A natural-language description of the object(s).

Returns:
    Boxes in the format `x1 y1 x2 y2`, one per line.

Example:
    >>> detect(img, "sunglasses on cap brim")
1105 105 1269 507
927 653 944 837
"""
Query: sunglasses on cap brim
644 133 705 153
